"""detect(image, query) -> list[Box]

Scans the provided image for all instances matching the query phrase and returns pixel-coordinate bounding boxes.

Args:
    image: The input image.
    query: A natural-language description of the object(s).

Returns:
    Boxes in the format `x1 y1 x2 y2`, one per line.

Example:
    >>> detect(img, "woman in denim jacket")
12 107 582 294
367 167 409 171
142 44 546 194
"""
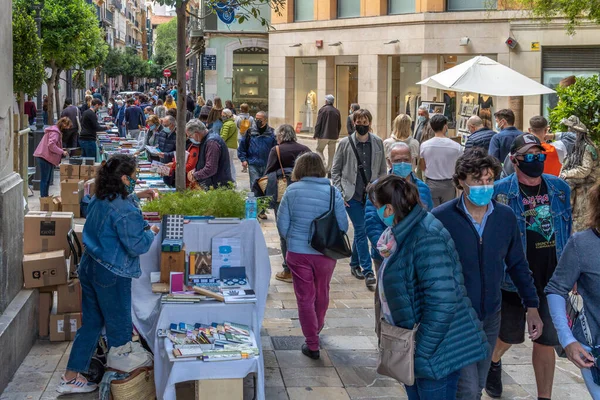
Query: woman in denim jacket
57 154 159 394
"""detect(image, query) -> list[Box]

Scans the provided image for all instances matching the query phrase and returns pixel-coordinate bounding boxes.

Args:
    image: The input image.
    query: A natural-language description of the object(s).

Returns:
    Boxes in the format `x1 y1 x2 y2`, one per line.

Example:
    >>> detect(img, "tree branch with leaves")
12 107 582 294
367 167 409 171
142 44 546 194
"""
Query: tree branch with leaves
13 0 45 129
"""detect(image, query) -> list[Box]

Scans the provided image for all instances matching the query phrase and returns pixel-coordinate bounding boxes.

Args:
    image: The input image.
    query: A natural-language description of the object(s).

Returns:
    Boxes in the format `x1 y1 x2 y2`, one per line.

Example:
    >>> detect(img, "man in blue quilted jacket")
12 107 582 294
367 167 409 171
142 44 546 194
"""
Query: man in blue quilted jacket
432 148 541 399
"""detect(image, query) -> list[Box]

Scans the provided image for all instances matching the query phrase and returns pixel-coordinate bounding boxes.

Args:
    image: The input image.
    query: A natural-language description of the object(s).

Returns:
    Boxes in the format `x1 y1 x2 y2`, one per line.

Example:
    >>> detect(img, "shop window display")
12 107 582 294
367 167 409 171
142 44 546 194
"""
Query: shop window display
294 58 318 133
232 49 268 115
389 55 422 135
336 65 359 130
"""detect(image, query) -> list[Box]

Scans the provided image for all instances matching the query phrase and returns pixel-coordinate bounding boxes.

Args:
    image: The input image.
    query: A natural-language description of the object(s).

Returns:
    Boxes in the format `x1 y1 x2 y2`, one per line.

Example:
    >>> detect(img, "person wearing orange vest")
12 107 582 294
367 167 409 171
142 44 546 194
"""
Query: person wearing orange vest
528 116 566 176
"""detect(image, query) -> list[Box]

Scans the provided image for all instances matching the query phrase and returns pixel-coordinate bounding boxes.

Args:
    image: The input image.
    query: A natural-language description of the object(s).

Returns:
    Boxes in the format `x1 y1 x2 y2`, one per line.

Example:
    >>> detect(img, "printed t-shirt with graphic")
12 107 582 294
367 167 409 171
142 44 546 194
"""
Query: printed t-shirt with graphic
519 181 557 294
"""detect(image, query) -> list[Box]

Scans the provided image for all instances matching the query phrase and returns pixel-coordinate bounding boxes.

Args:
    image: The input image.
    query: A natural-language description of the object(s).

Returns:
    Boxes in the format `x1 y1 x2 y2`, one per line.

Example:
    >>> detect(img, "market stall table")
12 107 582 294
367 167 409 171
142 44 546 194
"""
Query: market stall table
132 219 271 400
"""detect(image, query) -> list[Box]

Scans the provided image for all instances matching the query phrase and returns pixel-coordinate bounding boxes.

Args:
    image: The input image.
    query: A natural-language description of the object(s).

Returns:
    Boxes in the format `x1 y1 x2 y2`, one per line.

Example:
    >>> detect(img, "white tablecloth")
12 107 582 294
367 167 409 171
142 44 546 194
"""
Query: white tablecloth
131 219 271 400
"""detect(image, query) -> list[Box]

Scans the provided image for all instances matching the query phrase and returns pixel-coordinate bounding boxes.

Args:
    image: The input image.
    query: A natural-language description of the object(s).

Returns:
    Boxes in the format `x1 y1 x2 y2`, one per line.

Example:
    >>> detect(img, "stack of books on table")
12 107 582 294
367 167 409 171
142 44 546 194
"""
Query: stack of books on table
168 321 258 361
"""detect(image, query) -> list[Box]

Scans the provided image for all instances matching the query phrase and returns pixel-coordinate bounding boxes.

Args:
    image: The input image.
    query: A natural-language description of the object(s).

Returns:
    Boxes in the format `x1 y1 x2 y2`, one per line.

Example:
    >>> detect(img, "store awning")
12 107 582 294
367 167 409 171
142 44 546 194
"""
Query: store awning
417 56 555 96
163 48 200 71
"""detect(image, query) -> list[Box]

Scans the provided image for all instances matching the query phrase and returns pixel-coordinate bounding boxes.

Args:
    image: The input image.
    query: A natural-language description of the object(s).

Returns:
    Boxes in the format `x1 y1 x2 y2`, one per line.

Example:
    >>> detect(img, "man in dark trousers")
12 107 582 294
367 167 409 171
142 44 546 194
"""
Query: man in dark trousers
60 98 81 148
24 96 37 126
124 98 145 140
314 94 341 175
79 99 107 160
432 148 541 399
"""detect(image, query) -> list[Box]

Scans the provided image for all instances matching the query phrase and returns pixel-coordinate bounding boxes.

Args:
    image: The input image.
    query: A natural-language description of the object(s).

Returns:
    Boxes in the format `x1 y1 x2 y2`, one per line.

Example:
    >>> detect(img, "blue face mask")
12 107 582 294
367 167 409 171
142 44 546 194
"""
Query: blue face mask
417 116 426 123
392 162 412 178
189 137 200 145
163 126 171 134
465 184 494 207
126 176 136 194
377 205 396 227
148 124 156 131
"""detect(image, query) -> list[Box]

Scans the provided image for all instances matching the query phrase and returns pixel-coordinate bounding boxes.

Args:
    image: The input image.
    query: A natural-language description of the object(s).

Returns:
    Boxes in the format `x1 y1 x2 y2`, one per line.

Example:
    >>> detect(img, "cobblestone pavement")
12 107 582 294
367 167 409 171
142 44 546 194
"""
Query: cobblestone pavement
2 137 591 399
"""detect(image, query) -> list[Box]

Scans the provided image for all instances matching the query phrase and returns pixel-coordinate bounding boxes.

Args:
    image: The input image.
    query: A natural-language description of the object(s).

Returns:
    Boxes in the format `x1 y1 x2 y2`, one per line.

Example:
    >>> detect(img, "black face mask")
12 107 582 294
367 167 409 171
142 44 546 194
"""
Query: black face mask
517 159 544 178
355 125 369 136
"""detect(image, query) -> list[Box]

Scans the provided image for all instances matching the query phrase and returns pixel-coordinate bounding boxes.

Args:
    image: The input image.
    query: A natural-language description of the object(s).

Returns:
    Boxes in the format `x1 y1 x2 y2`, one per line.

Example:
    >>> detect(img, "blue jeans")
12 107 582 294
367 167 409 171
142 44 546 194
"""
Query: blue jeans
405 370 461 400
581 344 600 399
67 254 132 374
79 140 97 161
37 157 54 198
456 310 501 399
248 164 266 189
346 199 372 275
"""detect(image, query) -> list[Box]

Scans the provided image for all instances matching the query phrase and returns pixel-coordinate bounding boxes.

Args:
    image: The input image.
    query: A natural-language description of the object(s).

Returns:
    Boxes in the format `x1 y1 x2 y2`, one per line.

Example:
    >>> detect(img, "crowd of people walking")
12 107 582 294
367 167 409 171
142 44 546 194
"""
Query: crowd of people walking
32 84 600 400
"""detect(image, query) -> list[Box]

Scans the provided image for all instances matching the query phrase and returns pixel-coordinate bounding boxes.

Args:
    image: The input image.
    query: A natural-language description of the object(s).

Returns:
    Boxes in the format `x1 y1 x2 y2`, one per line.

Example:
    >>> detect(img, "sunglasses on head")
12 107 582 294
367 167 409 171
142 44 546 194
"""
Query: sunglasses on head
518 153 547 163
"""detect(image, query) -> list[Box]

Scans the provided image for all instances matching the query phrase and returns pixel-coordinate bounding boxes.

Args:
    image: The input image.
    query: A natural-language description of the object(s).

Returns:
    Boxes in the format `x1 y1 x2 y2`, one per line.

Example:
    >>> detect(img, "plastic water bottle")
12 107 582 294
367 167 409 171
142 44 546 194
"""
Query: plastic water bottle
245 193 257 219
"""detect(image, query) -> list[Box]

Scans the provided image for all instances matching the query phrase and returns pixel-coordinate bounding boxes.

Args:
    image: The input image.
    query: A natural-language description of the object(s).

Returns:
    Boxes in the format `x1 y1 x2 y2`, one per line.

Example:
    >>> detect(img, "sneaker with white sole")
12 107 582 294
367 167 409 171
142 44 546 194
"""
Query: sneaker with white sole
57 373 98 394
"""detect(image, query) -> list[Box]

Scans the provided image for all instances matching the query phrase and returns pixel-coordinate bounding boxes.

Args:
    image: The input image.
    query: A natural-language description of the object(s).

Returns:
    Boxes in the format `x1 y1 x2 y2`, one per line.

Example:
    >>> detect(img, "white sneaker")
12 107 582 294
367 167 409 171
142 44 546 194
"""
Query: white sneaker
57 373 98 394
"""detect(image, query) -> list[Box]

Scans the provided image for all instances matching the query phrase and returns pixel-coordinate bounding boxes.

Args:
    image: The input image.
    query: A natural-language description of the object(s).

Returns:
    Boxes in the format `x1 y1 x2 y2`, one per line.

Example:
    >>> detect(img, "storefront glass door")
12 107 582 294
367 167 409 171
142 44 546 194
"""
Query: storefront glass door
336 65 358 134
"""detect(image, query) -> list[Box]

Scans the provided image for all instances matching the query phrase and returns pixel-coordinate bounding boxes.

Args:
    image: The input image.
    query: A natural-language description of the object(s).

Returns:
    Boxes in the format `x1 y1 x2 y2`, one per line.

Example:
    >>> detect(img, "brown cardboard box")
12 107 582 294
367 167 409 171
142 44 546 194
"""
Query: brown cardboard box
40 197 62 212
62 204 80 218
160 247 186 283
22 250 68 288
49 313 81 342
61 179 84 205
39 292 53 337
84 179 96 197
24 211 73 255
60 164 80 179
79 164 100 180
57 279 82 313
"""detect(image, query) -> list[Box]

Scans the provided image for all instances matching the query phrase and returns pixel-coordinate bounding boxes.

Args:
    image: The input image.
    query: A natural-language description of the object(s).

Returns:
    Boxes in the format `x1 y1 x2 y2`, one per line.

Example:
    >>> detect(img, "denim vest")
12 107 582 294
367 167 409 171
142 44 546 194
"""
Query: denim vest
83 195 155 278
493 173 572 292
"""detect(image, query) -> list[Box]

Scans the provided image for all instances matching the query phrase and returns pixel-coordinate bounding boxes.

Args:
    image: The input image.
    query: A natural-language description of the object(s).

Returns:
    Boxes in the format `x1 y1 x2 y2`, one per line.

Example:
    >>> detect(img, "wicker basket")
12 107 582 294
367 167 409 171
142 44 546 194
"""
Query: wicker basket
257 176 287 202
110 367 155 400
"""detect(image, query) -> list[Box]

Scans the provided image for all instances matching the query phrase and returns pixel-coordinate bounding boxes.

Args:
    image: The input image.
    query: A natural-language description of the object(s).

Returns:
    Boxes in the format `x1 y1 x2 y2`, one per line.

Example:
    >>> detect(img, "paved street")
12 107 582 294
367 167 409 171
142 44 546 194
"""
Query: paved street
1 138 591 400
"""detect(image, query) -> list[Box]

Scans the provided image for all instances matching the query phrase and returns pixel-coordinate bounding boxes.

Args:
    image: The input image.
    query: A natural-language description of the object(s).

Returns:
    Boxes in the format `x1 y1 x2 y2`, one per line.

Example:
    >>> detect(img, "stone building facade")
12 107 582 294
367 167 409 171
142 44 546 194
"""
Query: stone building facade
268 0 600 137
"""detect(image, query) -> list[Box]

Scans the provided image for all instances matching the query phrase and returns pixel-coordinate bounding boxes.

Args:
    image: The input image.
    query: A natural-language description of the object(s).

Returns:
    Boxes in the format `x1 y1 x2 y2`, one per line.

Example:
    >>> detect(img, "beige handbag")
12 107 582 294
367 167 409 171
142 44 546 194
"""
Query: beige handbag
376 319 419 385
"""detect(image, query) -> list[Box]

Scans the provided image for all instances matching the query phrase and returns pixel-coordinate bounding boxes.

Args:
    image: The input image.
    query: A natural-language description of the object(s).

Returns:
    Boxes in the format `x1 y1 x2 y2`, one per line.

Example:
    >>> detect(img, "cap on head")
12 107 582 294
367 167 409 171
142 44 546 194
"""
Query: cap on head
325 94 335 105
510 133 544 155
561 115 588 133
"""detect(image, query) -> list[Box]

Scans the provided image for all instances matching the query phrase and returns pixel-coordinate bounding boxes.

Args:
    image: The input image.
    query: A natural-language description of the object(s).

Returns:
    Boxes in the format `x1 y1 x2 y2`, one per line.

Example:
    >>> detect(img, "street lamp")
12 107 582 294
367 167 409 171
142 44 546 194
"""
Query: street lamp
31 1 45 190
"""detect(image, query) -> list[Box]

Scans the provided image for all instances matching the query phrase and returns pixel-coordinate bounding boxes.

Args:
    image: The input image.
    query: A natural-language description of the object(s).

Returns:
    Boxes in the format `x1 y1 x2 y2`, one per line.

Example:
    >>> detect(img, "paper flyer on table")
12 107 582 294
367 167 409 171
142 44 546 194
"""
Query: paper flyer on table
211 238 242 279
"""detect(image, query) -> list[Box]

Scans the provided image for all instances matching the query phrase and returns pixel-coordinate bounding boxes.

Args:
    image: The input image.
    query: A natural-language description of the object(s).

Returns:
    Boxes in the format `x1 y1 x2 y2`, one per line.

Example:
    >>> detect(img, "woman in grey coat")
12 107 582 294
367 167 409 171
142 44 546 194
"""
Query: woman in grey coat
546 181 600 399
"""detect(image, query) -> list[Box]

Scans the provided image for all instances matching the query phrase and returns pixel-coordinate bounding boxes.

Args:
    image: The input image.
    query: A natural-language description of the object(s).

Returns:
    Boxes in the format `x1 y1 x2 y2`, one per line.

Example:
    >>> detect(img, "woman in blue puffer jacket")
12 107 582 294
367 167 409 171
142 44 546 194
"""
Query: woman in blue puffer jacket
368 175 488 400
277 152 348 360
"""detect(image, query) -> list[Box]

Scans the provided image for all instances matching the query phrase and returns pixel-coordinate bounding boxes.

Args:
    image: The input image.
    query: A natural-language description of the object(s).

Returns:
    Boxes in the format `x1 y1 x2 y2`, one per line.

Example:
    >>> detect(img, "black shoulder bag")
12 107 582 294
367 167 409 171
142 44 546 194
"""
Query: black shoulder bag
348 135 369 204
310 186 352 260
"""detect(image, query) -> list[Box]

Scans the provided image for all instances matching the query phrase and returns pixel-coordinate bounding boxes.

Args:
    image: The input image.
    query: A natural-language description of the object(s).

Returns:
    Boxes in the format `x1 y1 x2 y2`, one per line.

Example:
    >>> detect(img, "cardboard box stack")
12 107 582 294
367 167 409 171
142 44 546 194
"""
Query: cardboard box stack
23 211 83 341
61 180 83 217
39 196 62 212
58 162 100 218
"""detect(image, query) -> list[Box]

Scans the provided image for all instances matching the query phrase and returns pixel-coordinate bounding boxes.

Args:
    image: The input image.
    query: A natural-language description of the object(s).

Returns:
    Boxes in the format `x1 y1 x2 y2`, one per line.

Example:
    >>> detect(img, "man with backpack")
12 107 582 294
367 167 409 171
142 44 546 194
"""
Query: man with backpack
236 103 255 172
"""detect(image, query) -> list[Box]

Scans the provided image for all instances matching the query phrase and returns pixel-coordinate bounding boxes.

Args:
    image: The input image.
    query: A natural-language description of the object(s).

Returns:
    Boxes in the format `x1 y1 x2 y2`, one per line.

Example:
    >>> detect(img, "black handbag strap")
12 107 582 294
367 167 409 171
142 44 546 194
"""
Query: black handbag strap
328 185 335 213
348 135 369 188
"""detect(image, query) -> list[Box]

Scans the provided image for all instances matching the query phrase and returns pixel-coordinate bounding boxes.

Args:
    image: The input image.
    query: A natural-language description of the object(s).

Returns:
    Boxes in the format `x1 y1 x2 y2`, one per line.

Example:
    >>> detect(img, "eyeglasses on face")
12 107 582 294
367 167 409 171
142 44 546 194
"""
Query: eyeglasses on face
518 153 547 163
